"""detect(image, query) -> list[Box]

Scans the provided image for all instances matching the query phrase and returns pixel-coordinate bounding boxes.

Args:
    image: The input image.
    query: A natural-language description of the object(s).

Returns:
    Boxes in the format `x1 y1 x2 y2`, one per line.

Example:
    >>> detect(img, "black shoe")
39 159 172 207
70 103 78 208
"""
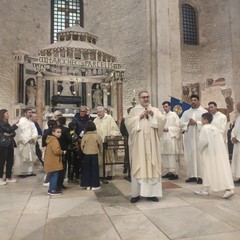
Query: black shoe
197 178 203 184
234 179 240 184
130 196 140 203
48 190 62 196
147 197 159 202
19 175 27 178
19 173 36 178
106 176 112 180
169 174 179 180
29 173 37 176
162 173 170 178
100 179 109 184
185 177 197 183
48 189 62 194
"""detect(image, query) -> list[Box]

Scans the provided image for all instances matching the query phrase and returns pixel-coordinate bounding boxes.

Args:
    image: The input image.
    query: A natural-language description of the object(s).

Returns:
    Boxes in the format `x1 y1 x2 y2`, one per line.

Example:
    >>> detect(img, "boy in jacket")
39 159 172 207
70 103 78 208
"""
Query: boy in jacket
44 126 66 196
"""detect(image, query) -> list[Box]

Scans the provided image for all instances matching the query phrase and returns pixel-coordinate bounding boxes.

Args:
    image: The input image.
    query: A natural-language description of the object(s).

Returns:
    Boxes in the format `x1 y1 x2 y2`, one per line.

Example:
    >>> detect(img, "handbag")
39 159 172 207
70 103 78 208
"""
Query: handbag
0 132 12 147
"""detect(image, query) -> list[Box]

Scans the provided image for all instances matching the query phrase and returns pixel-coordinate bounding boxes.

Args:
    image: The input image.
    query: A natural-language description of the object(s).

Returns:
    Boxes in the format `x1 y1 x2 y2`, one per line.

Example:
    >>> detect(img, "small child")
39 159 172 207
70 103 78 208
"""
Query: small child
44 125 66 196
80 121 102 190
195 112 234 199
67 122 80 183
42 120 57 187
57 116 72 190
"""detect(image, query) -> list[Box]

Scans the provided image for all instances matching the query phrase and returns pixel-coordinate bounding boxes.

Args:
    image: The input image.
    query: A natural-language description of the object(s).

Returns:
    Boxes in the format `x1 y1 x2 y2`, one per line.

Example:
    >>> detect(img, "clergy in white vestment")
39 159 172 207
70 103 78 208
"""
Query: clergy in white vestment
125 91 166 203
231 102 240 182
14 108 38 177
195 112 234 199
94 106 121 179
208 101 227 140
180 94 207 184
161 101 181 180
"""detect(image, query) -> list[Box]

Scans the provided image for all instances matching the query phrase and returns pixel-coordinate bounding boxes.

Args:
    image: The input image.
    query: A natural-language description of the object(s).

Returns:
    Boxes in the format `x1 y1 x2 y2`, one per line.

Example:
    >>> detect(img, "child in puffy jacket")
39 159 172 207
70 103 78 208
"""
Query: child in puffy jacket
44 126 66 196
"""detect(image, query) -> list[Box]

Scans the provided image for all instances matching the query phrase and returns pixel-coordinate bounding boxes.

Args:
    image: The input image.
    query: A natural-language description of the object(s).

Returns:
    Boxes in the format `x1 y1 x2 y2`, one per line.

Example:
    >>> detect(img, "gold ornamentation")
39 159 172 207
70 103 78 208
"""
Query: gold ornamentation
173 105 183 115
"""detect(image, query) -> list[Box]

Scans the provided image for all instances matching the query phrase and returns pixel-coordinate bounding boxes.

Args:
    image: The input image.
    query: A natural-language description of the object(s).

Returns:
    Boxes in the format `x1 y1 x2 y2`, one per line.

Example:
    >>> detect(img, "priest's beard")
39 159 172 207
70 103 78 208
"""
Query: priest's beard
141 103 150 108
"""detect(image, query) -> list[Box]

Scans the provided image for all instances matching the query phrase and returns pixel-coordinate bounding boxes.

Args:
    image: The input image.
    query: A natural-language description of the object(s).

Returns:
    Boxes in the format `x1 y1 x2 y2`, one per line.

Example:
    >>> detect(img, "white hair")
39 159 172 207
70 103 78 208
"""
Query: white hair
53 110 62 118
79 106 86 111
96 106 105 111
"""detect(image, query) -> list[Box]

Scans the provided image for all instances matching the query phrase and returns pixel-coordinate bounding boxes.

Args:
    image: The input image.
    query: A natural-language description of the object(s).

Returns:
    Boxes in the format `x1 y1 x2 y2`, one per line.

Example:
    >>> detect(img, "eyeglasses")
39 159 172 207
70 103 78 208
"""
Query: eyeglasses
80 111 86 113
140 96 150 99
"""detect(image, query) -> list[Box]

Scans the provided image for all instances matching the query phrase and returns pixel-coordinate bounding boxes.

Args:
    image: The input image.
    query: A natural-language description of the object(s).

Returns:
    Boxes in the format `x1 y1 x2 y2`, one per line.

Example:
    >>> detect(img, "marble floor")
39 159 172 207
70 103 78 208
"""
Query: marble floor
1 168 240 240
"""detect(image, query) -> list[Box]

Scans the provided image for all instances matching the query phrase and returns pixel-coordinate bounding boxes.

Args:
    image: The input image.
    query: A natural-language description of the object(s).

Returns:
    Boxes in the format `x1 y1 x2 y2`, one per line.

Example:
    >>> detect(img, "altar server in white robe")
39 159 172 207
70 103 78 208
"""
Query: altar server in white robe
161 101 181 180
231 102 240 183
14 108 38 177
94 106 121 179
125 91 166 203
180 95 207 184
208 101 227 140
195 112 234 199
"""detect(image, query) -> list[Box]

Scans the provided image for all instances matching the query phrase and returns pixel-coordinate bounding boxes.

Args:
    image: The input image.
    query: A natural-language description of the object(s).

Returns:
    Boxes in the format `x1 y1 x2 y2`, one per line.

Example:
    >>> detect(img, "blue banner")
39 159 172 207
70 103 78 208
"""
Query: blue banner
170 97 191 117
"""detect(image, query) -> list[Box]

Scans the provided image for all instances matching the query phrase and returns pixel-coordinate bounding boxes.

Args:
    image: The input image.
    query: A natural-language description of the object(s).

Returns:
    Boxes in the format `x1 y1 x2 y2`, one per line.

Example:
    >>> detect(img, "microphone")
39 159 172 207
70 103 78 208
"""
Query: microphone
145 108 149 120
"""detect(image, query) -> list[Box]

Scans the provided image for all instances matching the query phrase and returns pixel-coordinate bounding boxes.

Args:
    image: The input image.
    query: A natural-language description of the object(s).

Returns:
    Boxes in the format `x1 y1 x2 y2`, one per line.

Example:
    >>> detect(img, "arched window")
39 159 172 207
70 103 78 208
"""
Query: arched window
51 0 83 43
181 4 198 45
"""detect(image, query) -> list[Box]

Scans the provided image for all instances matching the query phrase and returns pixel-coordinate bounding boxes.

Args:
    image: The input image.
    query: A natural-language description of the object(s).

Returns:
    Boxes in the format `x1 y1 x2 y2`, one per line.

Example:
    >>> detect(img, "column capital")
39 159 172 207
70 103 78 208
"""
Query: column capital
13 50 29 64
36 72 43 77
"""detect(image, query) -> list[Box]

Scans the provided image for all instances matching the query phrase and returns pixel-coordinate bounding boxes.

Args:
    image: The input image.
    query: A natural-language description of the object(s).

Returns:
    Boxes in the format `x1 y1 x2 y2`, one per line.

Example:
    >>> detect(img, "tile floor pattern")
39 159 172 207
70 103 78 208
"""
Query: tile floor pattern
1 172 240 240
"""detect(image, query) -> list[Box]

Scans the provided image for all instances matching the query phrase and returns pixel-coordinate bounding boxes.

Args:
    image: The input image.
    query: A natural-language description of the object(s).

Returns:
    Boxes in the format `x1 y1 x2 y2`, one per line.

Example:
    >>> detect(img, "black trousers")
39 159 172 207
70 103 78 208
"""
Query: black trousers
124 145 129 169
81 154 100 188
0 146 14 179
79 150 84 174
36 142 44 165
67 149 80 180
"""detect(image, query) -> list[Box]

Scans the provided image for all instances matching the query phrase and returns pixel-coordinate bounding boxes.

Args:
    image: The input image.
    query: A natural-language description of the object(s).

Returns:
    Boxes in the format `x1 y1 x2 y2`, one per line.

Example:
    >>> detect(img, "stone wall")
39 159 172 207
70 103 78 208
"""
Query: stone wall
180 0 236 110
84 0 148 112
0 0 240 120
84 0 183 111
0 0 50 115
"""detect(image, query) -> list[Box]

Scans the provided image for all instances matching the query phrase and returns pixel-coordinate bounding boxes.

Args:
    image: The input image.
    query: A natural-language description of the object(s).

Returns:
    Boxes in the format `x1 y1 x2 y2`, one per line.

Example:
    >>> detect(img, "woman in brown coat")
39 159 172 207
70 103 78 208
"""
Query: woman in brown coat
44 126 66 196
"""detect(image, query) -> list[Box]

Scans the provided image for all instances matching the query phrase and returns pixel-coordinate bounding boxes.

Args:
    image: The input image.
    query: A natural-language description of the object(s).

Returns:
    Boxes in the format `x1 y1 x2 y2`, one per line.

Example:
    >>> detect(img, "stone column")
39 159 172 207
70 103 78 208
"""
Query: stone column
116 81 123 126
229 1 240 106
13 50 29 104
36 72 44 128
146 0 158 106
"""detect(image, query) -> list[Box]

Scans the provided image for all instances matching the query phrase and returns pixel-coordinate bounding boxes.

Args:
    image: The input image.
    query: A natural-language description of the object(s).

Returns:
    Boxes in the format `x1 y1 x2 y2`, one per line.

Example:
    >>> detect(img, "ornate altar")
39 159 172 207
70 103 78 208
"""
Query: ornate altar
13 21 125 127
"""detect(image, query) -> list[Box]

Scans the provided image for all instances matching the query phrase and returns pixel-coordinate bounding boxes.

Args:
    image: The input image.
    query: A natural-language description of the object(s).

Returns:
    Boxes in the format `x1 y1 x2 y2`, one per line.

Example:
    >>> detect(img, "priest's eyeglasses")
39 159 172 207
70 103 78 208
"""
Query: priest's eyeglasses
140 96 150 99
